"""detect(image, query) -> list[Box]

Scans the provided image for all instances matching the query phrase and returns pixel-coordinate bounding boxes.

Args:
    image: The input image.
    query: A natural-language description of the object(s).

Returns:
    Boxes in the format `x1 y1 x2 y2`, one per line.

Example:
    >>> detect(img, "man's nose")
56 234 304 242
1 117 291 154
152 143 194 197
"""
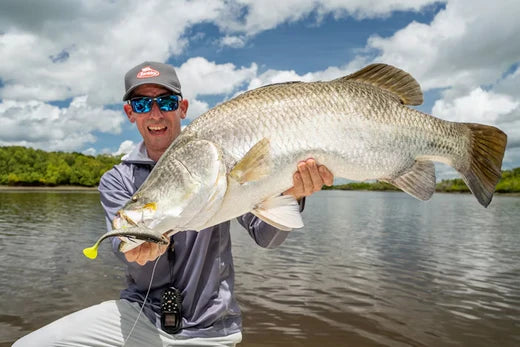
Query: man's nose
148 101 164 118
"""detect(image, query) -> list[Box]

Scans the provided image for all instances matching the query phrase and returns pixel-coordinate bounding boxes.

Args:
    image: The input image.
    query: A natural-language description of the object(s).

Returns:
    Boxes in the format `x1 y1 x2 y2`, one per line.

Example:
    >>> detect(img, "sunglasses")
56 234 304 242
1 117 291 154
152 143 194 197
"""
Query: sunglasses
129 94 181 114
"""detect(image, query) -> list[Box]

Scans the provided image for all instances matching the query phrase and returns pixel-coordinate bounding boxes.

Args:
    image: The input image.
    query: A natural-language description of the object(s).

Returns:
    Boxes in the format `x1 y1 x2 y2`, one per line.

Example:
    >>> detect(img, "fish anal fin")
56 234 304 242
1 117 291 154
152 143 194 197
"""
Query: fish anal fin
383 160 436 201
252 195 303 231
230 138 272 184
457 123 507 207
337 63 423 106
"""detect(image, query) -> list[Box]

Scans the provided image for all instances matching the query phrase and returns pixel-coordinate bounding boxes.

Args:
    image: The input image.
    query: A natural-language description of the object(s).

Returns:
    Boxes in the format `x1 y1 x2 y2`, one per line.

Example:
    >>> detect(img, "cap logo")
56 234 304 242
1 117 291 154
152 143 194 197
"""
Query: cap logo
136 66 160 79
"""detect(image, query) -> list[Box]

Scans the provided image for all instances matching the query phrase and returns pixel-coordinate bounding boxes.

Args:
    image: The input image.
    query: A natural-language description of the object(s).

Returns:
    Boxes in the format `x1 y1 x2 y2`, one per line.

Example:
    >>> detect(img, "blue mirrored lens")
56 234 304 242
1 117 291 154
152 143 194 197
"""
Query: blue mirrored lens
156 96 179 112
130 95 180 113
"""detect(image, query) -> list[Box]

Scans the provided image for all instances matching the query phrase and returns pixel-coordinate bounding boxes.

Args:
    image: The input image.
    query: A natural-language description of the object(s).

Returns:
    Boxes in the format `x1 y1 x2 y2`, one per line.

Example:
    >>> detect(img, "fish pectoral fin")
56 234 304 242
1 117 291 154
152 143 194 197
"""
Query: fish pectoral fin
229 138 272 184
252 194 304 231
383 160 436 201
337 64 423 106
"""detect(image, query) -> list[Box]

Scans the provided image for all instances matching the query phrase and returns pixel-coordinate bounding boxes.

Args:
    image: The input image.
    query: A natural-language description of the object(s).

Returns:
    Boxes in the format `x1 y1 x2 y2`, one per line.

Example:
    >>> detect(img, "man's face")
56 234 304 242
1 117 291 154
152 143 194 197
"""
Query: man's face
124 84 188 159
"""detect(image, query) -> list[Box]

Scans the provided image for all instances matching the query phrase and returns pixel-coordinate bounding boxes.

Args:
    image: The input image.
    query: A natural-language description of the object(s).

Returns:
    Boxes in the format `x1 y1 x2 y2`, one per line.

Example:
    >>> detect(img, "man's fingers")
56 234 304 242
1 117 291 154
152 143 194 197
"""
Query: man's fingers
319 165 334 186
298 162 314 196
306 159 324 192
136 243 152 265
124 245 140 262
124 241 168 265
283 159 334 199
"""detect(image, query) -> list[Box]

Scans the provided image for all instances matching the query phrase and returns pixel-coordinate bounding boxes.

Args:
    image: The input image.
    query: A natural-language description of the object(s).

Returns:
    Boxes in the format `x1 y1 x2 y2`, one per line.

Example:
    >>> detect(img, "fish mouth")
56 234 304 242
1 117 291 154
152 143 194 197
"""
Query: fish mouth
122 211 138 226
112 210 138 229
113 203 158 229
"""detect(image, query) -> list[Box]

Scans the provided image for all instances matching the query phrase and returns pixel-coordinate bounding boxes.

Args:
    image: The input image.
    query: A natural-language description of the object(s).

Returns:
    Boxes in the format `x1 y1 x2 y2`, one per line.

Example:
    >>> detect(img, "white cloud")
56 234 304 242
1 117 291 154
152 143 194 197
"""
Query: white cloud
432 88 519 124
0 0 226 106
0 0 439 106
0 96 124 151
186 98 210 121
245 59 367 92
215 0 439 35
365 0 520 91
83 148 97 156
113 140 136 156
219 35 247 48
177 57 257 99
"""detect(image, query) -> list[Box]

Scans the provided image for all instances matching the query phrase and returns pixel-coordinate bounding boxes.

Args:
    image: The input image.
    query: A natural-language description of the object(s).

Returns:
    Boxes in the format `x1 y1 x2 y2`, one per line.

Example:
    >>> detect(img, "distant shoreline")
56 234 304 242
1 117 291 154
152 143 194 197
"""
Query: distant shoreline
0 185 98 192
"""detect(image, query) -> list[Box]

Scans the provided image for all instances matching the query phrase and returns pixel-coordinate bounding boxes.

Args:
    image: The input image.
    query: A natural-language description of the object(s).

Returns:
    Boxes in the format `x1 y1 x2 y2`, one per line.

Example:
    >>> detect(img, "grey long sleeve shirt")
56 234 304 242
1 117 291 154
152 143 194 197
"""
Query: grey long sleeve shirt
98 142 293 338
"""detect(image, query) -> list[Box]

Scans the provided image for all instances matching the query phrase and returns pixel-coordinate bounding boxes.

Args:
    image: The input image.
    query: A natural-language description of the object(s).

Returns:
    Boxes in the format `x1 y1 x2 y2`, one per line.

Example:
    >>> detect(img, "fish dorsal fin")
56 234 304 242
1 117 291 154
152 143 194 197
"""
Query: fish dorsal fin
337 63 423 106
252 194 304 231
229 138 272 184
382 160 436 200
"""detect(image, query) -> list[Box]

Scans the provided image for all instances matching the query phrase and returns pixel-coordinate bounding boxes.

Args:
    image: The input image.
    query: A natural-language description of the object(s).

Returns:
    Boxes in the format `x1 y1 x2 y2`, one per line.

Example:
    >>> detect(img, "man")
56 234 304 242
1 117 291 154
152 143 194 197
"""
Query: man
14 61 333 346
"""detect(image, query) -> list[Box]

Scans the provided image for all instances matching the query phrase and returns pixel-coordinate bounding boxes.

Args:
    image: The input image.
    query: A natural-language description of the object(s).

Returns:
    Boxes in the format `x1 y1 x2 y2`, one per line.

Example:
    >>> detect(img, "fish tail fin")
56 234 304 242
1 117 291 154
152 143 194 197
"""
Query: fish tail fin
458 123 507 207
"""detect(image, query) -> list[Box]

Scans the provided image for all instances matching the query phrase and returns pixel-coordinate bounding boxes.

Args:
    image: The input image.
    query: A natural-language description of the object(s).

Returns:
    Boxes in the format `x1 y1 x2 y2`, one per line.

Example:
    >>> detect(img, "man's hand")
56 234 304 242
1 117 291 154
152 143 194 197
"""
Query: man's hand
283 158 334 200
123 238 170 265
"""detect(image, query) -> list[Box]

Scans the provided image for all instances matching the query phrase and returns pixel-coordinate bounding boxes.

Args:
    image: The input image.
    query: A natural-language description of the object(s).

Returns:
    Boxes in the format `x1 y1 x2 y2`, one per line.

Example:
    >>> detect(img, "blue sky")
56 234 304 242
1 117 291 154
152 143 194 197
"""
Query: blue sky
0 0 519 178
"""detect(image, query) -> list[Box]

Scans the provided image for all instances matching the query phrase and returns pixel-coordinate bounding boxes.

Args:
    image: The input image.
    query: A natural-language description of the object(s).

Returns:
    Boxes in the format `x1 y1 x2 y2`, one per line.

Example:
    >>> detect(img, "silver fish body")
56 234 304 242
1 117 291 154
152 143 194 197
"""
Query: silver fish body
84 64 507 257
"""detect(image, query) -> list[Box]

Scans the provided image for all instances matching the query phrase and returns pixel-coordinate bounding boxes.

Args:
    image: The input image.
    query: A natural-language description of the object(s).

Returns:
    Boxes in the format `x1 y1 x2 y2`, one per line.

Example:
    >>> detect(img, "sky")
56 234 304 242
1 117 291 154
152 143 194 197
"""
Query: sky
0 0 519 179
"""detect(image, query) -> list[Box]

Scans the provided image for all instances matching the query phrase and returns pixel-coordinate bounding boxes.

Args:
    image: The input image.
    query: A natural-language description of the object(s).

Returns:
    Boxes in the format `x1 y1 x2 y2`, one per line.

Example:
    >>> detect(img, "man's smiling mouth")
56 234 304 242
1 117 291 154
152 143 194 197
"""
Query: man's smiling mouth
148 125 167 134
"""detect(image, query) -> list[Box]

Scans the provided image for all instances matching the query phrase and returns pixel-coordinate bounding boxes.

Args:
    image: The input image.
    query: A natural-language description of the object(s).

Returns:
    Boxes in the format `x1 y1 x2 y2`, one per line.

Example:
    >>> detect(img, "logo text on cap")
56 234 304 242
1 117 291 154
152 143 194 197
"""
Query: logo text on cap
137 66 160 79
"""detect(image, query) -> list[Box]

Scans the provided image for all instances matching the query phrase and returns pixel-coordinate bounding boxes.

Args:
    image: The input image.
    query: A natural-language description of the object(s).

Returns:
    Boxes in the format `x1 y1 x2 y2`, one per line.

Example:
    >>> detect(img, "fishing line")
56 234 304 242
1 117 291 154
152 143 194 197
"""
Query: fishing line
123 253 162 346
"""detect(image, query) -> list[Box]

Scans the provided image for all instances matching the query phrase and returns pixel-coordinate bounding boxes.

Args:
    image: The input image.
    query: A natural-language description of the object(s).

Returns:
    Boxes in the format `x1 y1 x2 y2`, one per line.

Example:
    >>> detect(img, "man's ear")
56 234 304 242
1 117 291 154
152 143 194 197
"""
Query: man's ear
179 99 189 120
123 104 136 123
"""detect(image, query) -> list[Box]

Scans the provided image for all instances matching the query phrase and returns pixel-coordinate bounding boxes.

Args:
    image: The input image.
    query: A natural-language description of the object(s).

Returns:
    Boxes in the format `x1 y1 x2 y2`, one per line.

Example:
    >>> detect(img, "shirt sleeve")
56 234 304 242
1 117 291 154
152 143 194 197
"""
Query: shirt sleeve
98 166 135 259
237 197 305 249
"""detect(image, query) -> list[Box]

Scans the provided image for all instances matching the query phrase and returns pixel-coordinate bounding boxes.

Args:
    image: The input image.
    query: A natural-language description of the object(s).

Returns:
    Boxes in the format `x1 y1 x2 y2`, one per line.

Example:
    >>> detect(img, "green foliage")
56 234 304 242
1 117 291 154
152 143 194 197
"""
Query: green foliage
325 168 520 193
0 146 122 187
434 168 520 193
323 180 399 191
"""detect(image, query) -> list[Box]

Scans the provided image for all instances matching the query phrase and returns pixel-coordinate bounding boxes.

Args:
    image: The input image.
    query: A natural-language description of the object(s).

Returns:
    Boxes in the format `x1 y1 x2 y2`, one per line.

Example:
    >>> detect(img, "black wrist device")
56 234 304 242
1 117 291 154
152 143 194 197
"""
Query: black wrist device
160 286 183 334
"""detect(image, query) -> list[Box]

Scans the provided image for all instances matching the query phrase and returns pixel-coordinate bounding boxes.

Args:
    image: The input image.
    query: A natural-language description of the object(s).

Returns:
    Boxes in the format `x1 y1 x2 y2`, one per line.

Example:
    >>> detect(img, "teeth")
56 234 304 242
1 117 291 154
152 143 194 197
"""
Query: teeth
148 126 166 131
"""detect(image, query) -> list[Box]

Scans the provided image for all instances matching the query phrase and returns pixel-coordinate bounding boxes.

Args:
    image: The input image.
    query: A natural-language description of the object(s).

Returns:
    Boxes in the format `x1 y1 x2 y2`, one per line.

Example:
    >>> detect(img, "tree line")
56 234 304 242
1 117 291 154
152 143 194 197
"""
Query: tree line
324 167 520 193
0 146 122 187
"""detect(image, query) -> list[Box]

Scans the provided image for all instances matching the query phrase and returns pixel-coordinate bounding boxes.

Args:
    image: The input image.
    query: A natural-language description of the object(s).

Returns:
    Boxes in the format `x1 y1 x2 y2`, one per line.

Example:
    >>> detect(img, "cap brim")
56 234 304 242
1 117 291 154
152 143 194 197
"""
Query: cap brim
122 82 182 101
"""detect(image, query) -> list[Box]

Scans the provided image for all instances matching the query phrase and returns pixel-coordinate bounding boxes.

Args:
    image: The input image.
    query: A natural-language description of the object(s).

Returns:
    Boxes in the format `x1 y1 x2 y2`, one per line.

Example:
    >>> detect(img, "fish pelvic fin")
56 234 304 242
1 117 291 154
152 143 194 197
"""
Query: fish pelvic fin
252 195 304 231
230 138 272 184
382 160 436 201
459 123 507 207
336 63 423 106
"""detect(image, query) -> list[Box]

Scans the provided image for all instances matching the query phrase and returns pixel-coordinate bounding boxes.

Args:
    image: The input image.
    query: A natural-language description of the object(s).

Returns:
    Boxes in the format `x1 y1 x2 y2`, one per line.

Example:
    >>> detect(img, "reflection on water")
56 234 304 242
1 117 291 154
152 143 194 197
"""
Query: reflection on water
1 190 519 346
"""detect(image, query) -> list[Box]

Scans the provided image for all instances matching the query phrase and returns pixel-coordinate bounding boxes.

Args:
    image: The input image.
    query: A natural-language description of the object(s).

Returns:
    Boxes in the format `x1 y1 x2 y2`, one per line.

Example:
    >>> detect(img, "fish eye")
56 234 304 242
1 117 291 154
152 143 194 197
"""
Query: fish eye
131 195 138 202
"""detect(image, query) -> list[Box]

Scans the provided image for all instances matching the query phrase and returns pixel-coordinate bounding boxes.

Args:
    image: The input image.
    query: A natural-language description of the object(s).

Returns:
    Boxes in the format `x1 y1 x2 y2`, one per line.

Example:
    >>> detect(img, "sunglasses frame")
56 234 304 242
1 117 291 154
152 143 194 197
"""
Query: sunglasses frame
128 94 181 114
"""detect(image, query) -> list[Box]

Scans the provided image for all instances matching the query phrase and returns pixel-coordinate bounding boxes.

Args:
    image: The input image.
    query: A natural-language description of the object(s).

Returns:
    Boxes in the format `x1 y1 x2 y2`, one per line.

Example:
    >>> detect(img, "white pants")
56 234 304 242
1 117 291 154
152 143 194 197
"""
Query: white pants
13 300 242 347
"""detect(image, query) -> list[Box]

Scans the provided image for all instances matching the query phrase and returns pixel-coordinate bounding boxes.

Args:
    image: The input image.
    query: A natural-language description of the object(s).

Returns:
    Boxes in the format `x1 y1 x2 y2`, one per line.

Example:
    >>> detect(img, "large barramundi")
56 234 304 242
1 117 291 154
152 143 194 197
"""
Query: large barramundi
84 64 507 259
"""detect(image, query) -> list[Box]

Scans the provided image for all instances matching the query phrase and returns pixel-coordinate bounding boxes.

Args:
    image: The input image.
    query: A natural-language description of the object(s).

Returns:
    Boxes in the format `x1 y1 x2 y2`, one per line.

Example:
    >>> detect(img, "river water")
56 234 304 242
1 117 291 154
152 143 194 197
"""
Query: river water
0 190 519 346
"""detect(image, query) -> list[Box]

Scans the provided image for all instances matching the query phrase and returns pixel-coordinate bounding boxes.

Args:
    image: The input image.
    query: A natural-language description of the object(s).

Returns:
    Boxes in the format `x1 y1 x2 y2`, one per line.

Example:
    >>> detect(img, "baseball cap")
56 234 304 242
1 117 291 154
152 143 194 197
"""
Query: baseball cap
122 61 182 101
